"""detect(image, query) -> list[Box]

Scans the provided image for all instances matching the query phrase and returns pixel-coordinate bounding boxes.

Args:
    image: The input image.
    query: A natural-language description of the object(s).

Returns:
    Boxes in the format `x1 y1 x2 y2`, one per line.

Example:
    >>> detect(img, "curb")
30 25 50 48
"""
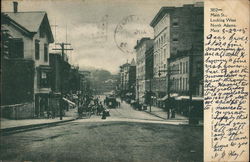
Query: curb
1 118 77 135
143 110 203 127
143 110 167 120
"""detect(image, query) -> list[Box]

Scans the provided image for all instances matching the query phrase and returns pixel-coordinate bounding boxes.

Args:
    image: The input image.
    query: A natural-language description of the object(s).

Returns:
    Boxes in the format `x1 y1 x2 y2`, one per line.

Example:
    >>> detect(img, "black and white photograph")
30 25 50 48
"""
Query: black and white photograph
1 0 248 161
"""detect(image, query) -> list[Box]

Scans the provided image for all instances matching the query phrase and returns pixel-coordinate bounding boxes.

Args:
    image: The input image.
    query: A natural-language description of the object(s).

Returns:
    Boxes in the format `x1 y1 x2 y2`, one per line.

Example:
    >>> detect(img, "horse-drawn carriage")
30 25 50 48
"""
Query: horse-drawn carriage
104 95 118 108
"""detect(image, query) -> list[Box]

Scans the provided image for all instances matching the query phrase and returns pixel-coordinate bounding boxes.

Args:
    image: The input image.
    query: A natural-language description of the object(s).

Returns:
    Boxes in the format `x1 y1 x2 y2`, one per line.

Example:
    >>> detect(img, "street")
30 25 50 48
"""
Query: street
1 100 203 162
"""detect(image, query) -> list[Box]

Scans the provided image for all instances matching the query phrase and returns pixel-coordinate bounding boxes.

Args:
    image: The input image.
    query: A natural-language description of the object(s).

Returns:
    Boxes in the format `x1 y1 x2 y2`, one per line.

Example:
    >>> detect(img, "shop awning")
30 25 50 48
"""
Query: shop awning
174 96 203 101
170 93 179 97
158 95 168 101
192 96 204 101
63 97 76 106
36 65 52 72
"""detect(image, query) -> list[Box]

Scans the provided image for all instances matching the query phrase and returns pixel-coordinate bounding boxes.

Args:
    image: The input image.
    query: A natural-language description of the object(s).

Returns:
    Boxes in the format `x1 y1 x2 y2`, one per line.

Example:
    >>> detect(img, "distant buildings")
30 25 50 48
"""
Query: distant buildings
119 59 136 100
79 70 91 96
118 2 204 118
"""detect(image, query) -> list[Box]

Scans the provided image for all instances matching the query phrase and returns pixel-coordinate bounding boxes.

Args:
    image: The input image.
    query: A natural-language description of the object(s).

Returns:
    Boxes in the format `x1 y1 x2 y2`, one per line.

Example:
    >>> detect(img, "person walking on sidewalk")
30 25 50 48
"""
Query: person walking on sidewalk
165 103 170 119
169 97 176 119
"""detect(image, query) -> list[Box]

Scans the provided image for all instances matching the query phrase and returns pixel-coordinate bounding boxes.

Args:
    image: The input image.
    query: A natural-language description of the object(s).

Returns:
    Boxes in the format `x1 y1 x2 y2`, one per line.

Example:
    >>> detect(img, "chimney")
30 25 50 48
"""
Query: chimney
13 1 18 13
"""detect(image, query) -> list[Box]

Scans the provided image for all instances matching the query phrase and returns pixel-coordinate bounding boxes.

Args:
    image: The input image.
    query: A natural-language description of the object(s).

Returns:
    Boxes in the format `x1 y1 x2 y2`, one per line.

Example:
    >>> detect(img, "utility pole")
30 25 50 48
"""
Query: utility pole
188 52 193 124
158 63 178 118
52 43 73 120
149 77 152 112
51 19 58 49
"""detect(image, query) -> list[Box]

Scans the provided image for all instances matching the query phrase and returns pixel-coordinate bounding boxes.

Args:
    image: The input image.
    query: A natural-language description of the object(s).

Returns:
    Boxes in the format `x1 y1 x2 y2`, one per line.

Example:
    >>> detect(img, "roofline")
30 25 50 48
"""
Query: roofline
3 11 47 13
3 12 54 43
39 13 54 43
150 7 175 27
150 3 204 27
1 13 35 38
134 37 152 49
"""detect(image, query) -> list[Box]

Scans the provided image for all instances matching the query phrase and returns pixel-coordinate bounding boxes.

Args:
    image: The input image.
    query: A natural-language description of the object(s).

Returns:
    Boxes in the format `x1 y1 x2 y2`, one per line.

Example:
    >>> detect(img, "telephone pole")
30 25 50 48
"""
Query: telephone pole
52 43 73 120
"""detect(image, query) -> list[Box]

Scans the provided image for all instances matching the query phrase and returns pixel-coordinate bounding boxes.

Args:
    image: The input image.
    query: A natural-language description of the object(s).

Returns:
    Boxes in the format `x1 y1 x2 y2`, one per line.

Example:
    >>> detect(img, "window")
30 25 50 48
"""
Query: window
173 18 179 27
180 62 182 74
172 34 179 42
9 38 24 58
44 44 48 62
172 47 177 53
183 62 185 73
35 40 40 60
196 62 202 72
180 77 182 91
40 26 45 38
183 77 185 90
172 78 175 90
183 78 186 91
40 71 50 88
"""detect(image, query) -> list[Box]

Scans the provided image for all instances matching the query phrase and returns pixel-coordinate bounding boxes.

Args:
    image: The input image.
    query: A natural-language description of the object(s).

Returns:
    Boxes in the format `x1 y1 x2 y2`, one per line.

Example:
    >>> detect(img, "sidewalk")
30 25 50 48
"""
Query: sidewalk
1 108 78 130
143 105 203 126
144 106 188 120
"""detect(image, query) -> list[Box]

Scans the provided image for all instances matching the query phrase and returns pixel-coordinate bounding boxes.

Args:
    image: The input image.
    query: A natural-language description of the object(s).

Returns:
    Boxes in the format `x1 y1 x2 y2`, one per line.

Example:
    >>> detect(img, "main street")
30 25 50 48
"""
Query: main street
0 99 203 162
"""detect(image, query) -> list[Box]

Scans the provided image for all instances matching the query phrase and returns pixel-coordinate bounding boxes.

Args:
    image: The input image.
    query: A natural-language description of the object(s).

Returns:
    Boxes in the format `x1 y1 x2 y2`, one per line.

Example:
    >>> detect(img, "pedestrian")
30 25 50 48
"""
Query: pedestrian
171 108 175 118
165 99 170 119
101 109 106 119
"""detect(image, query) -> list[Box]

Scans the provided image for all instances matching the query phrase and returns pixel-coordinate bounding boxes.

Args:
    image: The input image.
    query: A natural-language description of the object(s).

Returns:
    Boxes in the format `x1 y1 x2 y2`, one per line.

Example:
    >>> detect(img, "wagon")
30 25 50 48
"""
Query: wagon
105 95 118 108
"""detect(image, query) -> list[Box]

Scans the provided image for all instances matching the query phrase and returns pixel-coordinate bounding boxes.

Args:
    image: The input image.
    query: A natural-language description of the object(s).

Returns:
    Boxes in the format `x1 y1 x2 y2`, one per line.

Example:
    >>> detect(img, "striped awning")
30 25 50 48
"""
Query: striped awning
63 97 76 106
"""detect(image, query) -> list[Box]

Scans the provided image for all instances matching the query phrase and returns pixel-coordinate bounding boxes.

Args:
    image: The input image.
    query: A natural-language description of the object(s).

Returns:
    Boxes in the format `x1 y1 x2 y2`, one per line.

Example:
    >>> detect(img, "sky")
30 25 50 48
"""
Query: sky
2 0 201 74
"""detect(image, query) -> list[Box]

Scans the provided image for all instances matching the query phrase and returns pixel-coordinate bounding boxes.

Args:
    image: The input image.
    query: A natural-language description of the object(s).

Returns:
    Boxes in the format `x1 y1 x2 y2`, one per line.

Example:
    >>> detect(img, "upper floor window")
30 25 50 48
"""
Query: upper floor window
44 44 48 62
164 34 166 43
35 40 40 60
40 27 45 38
9 38 24 58
172 34 179 42
180 62 182 74
173 18 179 27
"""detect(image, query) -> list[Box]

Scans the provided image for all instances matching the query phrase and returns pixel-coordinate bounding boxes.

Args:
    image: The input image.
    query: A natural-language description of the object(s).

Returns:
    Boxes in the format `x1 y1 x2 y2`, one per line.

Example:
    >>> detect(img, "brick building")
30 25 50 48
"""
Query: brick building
150 2 204 109
144 46 154 105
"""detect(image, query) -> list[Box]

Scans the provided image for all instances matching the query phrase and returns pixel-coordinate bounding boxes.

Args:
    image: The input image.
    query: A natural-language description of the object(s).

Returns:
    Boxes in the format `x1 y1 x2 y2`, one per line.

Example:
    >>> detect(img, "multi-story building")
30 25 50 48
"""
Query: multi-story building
128 59 136 99
119 62 130 93
145 46 154 105
119 59 136 100
150 7 171 106
150 2 204 108
1 2 54 118
134 38 154 104
78 70 91 96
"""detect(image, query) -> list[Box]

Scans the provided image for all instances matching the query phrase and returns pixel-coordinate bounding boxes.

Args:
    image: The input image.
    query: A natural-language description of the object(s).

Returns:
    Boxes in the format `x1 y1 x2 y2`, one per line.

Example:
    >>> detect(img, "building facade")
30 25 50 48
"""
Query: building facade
149 2 204 108
134 38 154 104
145 46 154 105
150 7 171 106
1 2 54 118
119 59 136 100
